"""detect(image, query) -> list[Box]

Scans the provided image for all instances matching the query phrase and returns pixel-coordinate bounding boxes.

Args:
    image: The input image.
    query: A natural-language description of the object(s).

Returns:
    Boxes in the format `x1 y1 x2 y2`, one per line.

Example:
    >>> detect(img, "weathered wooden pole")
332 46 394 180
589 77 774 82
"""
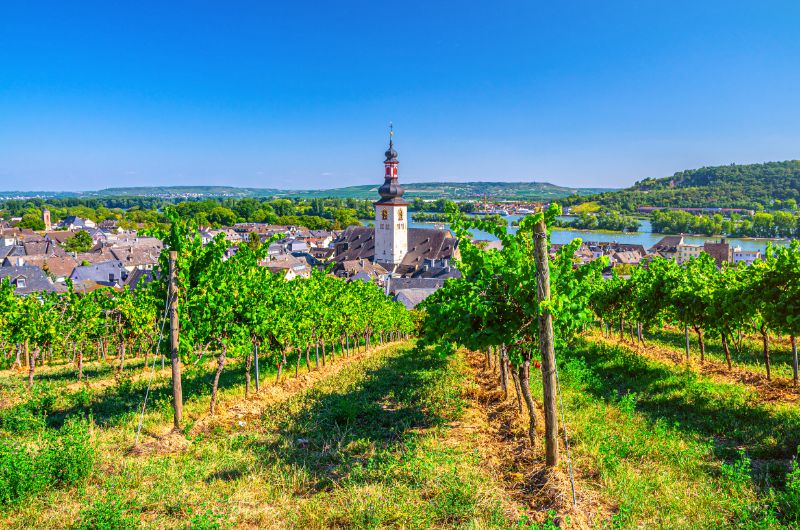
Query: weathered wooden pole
168 251 183 430
533 217 559 467
254 341 260 391
792 335 798 387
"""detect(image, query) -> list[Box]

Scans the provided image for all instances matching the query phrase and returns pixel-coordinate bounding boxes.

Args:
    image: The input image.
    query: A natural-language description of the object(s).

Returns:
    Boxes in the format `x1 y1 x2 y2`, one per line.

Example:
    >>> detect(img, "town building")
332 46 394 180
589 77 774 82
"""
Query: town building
732 248 762 266
676 243 703 264
58 216 96 230
42 209 52 231
703 238 732 266
332 132 459 279
69 260 129 287
0 265 61 294
648 235 684 259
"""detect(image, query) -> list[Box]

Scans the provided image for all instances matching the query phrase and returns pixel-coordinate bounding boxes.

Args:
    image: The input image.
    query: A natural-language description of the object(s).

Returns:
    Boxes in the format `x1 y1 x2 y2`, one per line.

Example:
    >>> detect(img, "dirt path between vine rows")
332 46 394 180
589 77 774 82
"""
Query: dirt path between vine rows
458 350 612 529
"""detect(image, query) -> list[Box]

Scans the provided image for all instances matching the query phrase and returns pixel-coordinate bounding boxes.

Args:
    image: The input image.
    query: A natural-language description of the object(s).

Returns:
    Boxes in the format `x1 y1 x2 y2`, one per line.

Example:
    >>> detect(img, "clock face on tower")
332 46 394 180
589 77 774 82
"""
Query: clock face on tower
381 208 388 220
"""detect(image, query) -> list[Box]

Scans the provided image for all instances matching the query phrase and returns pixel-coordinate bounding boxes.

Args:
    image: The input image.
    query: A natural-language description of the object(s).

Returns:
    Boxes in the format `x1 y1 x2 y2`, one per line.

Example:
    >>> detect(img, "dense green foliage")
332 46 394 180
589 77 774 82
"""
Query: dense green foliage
63 230 94 253
0 196 372 231
593 241 800 380
563 160 800 212
556 210 640 232
0 415 94 505
651 209 800 238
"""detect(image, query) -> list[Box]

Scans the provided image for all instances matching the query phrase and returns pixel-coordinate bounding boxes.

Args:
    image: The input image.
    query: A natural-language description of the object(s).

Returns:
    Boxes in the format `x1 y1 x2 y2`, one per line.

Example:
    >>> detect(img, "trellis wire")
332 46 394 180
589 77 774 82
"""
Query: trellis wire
554 352 577 506
134 292 172 445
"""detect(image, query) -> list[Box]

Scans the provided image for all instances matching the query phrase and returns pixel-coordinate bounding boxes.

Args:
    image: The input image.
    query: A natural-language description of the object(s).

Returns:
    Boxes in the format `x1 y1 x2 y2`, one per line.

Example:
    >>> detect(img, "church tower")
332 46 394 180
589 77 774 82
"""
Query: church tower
42 209 52 231
374 126 408 269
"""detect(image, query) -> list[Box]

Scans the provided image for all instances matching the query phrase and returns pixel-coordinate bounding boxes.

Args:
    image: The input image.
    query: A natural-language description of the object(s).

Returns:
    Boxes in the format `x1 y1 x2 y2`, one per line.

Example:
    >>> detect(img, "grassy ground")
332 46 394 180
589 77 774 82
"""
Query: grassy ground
4 336 800 529
0 342 537 529
547 338 800 529
641 326 797 381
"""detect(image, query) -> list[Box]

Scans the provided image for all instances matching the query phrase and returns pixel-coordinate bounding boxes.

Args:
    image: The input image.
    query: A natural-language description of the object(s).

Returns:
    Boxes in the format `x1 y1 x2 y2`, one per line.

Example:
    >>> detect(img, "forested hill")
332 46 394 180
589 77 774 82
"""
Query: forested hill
288 181 609 200
570 160 800 212
73 182 610 201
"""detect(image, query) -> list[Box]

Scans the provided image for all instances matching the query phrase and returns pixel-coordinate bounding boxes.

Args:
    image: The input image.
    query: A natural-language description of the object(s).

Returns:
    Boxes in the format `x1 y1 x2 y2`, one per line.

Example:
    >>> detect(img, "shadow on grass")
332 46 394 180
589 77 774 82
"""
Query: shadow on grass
44 349 301 429
251 344 453 491
644 327 792 373
34 357 150 384
564 339 800 465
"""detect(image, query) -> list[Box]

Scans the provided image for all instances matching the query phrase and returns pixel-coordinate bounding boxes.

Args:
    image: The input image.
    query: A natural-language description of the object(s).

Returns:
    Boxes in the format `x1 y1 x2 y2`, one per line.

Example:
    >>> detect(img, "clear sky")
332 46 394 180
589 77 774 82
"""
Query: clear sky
1 1 799 191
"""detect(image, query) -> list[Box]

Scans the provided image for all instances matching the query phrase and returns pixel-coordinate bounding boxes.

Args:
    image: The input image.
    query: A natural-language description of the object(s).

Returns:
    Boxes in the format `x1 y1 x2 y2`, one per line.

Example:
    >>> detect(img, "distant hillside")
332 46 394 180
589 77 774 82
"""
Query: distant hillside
87 186 280 198
90 182 610 201
569 160 800 212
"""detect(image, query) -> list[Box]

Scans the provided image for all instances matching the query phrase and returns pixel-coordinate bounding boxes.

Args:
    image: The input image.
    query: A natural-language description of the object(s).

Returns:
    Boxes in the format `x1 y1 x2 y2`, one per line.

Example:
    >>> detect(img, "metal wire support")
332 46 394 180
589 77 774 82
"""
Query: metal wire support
134 293 172 445
554 351 578 506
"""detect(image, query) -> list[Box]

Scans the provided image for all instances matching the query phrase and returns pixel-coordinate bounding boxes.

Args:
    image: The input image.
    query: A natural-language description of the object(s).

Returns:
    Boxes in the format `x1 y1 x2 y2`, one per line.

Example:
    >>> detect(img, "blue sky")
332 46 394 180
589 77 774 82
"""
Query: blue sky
1 1 798 191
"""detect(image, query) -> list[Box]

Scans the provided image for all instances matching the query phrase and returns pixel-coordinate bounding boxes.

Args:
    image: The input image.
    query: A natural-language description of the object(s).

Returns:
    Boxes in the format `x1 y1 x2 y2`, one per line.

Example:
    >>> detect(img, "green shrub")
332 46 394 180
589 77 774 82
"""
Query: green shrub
28 382 58 416
0 405 47 434
43 417 95 486
116 372 135 395
776 457 800 523
0 439 48 505
186 506 225 530
72 386 94 409
73 494 139 530
0 417 95 506
431 469 478 524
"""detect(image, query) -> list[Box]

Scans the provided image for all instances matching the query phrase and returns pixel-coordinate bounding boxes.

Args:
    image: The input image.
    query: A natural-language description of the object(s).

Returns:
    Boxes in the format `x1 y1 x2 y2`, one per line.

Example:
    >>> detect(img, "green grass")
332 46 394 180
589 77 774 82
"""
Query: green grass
0 342 534 529
641 327 797 380
6 336 799 528
546 338 800 528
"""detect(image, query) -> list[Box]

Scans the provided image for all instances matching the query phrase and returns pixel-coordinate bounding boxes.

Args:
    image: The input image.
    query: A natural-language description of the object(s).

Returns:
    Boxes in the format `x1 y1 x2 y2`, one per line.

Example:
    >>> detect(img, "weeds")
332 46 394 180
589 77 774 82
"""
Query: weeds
0 417 95 506
73 493 139 530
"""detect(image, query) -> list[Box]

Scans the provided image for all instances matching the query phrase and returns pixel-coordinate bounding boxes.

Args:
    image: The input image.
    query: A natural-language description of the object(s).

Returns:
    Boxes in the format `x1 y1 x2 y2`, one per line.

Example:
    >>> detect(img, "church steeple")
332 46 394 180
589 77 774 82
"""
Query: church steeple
374 124 409 268
377 124 406 204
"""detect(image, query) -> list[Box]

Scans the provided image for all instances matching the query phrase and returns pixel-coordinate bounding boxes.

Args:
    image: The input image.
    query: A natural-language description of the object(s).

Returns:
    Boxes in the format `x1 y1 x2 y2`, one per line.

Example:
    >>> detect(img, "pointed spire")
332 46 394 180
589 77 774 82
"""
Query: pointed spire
378 124 404 203
385 122 398 163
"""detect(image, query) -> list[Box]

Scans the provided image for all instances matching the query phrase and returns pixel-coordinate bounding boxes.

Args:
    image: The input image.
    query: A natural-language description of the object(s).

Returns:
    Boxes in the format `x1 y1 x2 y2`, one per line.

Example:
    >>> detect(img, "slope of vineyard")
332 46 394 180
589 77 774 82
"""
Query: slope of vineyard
418 205 800 528
557 338 800 527
2 204 800 528
594 328 800 401
0 341 541 529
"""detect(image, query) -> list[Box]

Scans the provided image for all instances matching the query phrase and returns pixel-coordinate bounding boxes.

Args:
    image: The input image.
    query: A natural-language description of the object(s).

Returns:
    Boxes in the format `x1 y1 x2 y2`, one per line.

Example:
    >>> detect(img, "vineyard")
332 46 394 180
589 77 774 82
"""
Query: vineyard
1 206 800 528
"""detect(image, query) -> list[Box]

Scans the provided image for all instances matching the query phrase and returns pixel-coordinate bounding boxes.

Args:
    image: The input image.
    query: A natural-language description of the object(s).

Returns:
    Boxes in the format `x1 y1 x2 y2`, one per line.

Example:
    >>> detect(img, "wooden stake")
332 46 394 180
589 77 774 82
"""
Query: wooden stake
168 251 183 430
533 217 559 468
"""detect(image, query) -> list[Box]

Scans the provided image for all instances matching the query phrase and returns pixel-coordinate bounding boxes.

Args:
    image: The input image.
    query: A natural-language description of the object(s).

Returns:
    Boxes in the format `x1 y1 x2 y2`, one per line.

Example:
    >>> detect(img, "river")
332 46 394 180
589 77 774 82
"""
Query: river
402 215 790 253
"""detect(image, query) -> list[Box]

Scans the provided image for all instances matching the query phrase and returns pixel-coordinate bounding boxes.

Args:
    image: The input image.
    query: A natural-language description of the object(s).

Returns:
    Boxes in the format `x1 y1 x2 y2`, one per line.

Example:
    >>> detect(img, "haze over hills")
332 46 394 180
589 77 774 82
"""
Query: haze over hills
0 182 612 201
3 160 798 208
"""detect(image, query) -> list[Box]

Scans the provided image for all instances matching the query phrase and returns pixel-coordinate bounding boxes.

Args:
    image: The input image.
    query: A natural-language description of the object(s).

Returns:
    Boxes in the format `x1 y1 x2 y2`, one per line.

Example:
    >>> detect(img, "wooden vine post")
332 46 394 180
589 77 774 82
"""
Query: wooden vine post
533 217 559 467
168 251 184 430
254 341 260 392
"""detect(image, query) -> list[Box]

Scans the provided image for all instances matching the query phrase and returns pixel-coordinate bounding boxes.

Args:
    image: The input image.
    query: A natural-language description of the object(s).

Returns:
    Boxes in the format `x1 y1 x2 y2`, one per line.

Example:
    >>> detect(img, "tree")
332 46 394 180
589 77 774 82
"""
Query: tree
18 213 45 231
63 230 94 253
